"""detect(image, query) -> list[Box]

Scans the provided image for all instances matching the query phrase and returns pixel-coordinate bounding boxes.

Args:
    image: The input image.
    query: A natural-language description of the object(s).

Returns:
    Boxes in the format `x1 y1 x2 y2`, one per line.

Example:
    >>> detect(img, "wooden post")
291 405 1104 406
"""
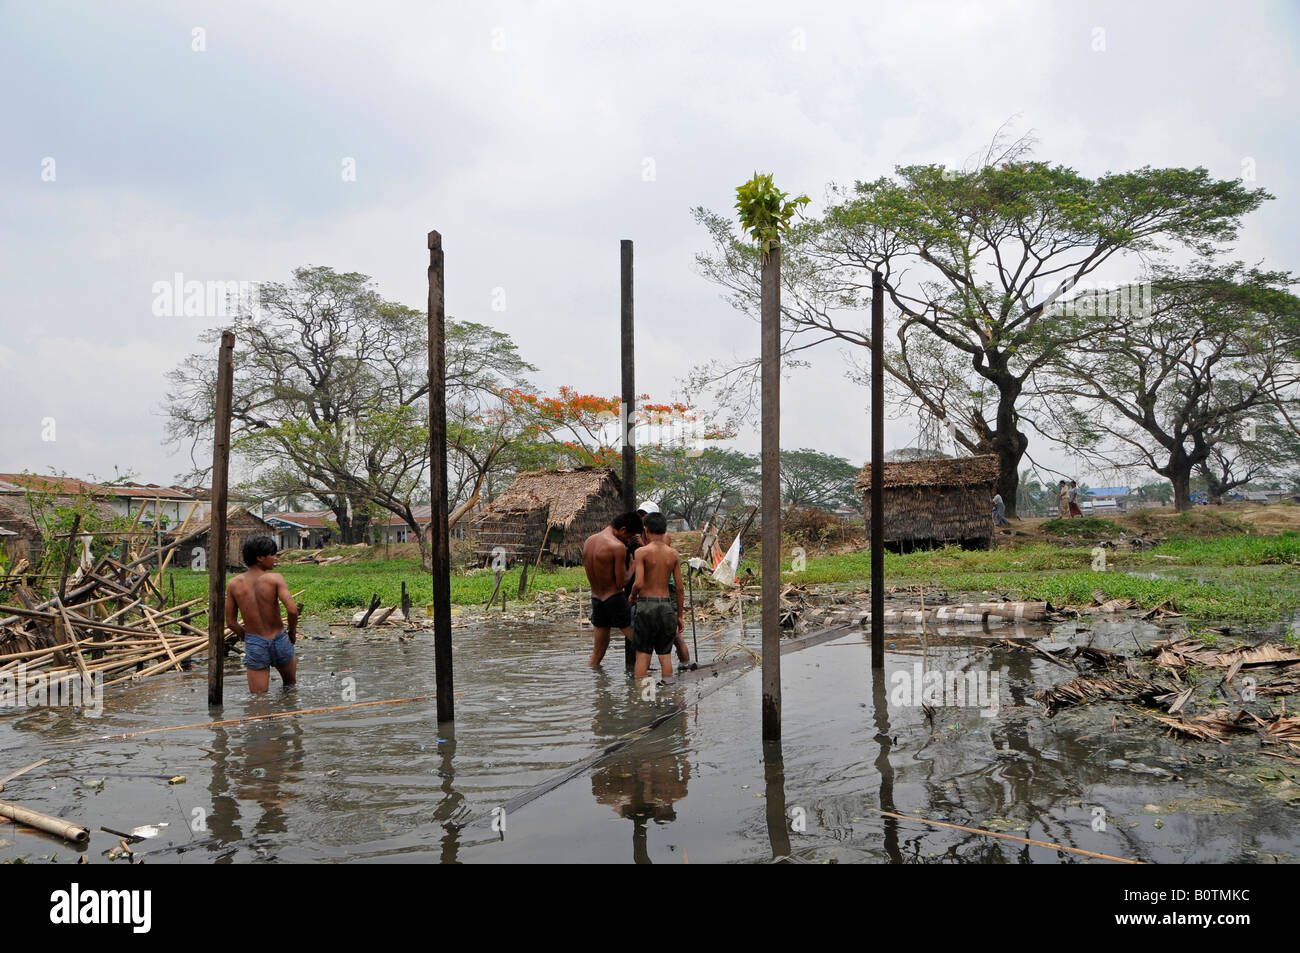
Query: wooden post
871 270 885 669
427 230 454 723
761 242 782 740
620 239 635 510
207 329 235 706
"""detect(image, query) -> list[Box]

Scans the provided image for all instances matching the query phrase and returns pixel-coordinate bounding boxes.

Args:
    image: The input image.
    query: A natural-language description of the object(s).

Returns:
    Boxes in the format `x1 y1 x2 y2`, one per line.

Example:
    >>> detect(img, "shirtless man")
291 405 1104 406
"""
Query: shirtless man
225 535 300 693
629 512 685 680
583 513 642 669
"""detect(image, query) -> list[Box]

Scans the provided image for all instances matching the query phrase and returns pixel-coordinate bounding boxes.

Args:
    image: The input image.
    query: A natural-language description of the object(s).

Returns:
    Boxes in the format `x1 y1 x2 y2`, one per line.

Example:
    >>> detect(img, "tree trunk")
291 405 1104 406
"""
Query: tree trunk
1170 468 1192 512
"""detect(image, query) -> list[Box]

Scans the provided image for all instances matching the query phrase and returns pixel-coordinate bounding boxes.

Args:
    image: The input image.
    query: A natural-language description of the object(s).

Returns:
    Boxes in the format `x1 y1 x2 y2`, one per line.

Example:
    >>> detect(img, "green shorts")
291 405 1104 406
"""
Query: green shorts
633 598 677 656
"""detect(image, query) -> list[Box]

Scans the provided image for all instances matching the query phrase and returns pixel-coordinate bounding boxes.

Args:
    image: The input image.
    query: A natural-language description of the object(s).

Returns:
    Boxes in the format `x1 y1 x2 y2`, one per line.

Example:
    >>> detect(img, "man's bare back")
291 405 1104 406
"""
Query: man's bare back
582 527 627 600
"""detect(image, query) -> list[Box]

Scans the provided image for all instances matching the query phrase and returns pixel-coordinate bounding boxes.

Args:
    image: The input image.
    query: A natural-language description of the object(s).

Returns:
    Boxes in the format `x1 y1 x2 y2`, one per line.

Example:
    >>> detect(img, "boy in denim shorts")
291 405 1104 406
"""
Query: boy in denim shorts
225 535 300 693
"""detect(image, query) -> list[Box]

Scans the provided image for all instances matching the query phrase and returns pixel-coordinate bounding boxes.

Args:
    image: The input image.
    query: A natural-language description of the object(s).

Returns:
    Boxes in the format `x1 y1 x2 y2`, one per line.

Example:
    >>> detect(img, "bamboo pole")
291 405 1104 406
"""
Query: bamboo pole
0 800 89 843
56 692 463 743
56 513 81 601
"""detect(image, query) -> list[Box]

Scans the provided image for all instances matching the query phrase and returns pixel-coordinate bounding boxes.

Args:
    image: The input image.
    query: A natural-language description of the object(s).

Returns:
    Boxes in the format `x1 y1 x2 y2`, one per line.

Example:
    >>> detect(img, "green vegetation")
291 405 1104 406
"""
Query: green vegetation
165 561 589 614
163 533 1300 628
780 536 1300 624
1040 517 1124 538
1149 531 1300 566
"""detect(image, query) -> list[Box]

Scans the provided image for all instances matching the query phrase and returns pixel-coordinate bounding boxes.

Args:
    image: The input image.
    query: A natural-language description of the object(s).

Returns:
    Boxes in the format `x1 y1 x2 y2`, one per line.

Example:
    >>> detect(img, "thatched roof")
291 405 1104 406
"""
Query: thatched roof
480 467 622 527
854 454 999 492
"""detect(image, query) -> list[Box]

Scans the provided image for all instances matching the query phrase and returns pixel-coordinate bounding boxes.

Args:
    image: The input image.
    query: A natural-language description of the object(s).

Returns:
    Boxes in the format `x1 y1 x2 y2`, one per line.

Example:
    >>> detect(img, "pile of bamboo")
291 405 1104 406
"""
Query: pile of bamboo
0 531 227 695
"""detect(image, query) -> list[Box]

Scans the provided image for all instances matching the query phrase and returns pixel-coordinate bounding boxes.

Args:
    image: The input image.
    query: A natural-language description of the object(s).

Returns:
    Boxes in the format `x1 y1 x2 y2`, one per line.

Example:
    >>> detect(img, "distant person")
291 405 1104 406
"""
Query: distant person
629 512 685 680
1058 481 1069 520
993 492 1010 526
583 512 643 669
1069 481 1083 518
226 535 300 693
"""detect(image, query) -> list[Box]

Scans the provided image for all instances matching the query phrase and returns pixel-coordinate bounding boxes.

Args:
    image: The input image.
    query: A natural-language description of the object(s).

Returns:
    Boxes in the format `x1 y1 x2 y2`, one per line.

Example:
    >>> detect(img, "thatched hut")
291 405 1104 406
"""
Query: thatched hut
854 455 998 551
471 467 624 566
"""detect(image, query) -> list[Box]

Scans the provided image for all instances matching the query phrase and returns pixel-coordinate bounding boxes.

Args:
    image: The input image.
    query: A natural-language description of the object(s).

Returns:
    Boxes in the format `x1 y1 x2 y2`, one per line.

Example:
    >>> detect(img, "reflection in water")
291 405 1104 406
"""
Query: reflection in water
432 725 463 864
762 740 790 860
589 673 691 863
203 715 304 854
870 666 902 863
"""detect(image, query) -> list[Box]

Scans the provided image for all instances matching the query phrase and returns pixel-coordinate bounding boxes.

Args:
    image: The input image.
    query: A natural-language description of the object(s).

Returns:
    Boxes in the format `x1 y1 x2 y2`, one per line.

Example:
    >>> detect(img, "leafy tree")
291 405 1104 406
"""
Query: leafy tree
1043 260 1300 510
779 448 860 510
639 447 759 525
692 135 1269 517
163 266 536 551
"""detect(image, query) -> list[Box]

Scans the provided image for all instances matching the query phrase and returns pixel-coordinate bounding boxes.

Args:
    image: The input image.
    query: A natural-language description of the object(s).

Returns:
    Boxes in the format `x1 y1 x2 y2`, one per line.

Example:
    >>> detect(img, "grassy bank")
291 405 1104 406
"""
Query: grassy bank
160 532 1300 628
164 560 589 613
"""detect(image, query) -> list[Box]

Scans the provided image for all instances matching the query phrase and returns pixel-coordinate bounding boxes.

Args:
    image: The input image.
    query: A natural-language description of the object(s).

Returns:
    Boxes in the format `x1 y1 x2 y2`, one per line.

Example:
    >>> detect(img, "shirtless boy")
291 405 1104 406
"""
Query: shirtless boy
582 513 642 669
629 512 685 680
225 535 300 693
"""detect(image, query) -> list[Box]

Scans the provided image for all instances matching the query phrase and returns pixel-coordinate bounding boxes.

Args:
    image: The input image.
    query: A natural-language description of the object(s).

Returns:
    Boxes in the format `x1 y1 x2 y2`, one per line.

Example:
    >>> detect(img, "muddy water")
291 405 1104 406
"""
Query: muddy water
1 612 1296 863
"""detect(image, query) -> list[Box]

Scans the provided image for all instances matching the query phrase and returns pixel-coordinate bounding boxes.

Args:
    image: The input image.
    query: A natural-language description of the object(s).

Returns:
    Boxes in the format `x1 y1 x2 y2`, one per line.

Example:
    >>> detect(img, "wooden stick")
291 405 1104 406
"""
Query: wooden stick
55 691 467 743
0 799 89 843
870 807 1143 864
141 605 182 673
52 600 92 685
0 758 50 786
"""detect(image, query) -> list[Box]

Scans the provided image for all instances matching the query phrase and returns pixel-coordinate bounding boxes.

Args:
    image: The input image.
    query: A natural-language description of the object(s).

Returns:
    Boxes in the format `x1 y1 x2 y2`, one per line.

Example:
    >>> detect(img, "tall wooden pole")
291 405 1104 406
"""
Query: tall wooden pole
207 330 235 707
761 242 782 740
620 239 635 511
428 231 455 723
870 270 885 669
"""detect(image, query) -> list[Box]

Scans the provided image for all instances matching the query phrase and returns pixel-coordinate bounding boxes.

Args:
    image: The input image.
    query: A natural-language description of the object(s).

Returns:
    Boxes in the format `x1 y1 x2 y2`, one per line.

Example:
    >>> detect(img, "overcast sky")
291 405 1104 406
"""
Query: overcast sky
2 0 1297 491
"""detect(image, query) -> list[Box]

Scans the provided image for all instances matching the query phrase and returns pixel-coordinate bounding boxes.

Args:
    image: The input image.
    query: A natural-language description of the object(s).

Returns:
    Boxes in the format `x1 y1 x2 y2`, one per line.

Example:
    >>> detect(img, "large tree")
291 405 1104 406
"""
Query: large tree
691 137 1269 516
639 447 759 525
164 266 536 548
779 448 860 510
1042 261 1300 510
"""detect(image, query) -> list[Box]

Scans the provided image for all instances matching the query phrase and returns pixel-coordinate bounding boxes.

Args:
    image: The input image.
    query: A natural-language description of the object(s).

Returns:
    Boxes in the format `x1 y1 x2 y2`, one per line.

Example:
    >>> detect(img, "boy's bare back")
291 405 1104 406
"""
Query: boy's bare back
227 569 295 639
632 541 680 599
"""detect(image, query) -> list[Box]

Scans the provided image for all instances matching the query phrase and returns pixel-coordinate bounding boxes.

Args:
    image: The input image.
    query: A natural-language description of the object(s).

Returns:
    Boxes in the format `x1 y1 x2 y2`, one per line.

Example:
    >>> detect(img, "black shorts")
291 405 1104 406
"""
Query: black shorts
633 597 677 656
590 592 632 629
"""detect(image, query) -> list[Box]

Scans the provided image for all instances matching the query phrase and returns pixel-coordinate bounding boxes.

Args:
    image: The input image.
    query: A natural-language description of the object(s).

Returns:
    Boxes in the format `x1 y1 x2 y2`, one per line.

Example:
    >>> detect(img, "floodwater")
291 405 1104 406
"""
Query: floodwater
1 608 1296 863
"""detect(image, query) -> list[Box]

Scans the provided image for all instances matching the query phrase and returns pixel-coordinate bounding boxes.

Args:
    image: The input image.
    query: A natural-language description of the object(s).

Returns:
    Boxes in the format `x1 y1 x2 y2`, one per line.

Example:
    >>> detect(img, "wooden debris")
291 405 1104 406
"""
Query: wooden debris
1 534 231 693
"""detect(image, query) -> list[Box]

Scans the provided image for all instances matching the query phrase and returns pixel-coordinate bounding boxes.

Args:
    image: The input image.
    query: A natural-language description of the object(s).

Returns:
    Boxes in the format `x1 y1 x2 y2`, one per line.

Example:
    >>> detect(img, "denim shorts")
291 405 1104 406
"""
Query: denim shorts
244 630 294 670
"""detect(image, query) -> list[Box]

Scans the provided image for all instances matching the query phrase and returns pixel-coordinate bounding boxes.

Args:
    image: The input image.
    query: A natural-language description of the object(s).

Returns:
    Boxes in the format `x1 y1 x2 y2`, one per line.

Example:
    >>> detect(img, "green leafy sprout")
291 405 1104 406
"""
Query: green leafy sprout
734 172 810 258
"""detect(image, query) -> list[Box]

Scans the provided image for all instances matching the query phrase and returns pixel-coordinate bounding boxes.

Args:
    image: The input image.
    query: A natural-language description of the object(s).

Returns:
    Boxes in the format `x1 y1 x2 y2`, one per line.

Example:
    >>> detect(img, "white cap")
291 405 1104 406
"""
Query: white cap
636 500 660 515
